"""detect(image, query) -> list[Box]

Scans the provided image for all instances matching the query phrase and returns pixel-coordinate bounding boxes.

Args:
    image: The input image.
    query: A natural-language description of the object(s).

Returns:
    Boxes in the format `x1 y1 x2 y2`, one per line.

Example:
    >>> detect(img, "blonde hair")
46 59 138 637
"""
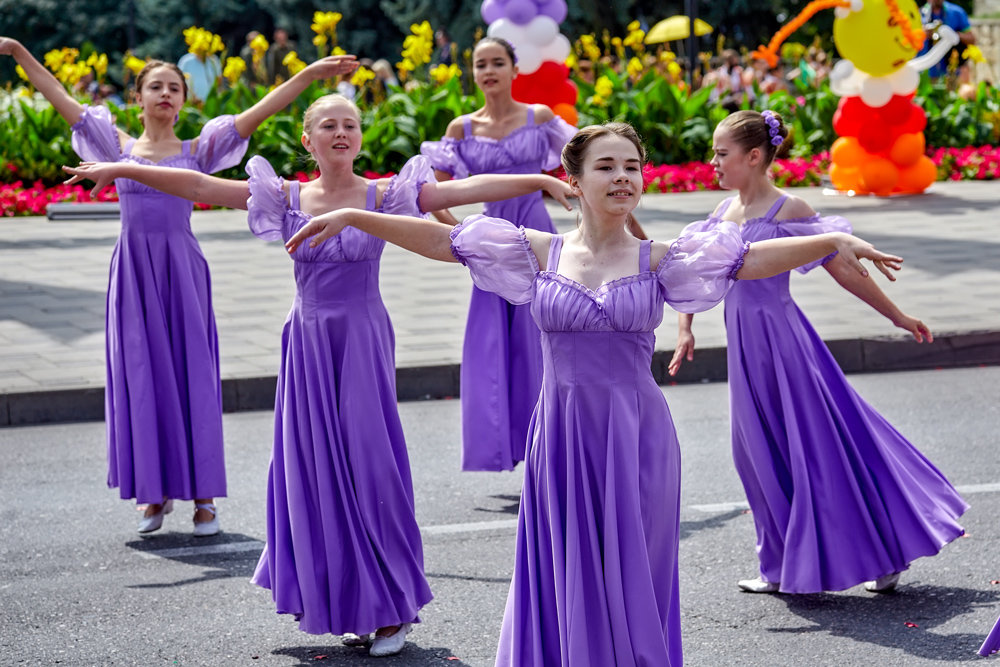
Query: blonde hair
301 94 361 135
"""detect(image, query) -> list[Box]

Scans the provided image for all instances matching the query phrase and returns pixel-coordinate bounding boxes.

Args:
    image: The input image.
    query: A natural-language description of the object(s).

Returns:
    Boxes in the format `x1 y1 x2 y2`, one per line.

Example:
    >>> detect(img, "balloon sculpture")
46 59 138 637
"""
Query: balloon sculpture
481 0 579 125
752 0 959 195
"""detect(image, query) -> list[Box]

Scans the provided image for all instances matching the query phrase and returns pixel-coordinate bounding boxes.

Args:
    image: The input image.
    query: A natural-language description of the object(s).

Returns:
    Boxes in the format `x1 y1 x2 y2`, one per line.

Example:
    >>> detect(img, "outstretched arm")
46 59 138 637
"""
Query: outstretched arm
823 253 932 342
668 313 696 376
0 37 85 126
63 162 250 210
285 208 458 262
233 55 358 138
737 232 902 282
419 173 573 212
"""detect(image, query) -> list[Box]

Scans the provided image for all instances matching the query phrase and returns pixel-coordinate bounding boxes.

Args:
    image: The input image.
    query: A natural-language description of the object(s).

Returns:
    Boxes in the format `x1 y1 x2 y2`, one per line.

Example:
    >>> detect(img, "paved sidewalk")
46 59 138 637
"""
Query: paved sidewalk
1 181 998 425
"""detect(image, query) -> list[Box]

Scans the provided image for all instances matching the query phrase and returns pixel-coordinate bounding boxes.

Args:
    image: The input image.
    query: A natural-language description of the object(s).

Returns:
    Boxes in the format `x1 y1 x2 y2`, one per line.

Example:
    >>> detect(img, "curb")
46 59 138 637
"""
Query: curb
2 330 998 428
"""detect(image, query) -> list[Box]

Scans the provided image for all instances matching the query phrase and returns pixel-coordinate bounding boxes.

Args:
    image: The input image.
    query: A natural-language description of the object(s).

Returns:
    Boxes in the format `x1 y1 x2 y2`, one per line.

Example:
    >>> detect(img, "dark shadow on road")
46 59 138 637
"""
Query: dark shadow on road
0 278 104 340
777 582 1000 663
273 643 475 666
123 531 262 587
425 570 511 585
474 493 520 516
679 509 748 542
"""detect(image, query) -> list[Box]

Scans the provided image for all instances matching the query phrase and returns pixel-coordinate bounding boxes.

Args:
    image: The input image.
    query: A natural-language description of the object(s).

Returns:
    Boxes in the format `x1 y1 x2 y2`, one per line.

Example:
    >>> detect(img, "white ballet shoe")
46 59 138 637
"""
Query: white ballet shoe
368 623 412 657
192 503 220 537
864 572 900 593
341 633 371 647
138 499 173 534
737 577 781 593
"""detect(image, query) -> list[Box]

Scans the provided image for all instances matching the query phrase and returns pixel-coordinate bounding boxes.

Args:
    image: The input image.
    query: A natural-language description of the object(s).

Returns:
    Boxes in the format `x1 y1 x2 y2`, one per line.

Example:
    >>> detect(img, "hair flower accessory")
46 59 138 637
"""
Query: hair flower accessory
762 110 784 146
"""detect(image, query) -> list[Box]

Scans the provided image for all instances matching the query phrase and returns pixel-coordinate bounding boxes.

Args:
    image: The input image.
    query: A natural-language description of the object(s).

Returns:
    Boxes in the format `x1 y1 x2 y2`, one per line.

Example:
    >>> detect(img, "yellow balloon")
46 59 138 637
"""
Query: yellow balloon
833 0 922 77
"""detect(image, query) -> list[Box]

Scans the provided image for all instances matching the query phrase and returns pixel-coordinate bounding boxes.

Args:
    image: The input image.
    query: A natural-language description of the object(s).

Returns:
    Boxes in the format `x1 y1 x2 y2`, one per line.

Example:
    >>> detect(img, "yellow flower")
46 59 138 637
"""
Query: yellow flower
124 52 147 76
44 49 66 72
332 46 346 56
594 75 614 99
401 20 434 69
626 56 644 80
623 21 645 50
311 10 342 36
57 61 90 86
86 52 108 78
430 63 462 85
15 64 28 81
282 51 306 75
658 50 676 64
350 65 375 87
962 45 987 64
250 34 269 59
577 34 601 63
313 34 328 46
666 61 681 78
223 56 247 84
184 26 225 59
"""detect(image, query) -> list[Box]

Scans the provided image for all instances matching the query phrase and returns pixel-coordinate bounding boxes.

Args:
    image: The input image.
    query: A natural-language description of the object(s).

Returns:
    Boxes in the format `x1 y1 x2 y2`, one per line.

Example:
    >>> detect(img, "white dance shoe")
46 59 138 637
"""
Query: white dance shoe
341 633 372 647
369 623 412 657
137 499 173 534
192 503 220 537
737 577 781 593
864 572 900 593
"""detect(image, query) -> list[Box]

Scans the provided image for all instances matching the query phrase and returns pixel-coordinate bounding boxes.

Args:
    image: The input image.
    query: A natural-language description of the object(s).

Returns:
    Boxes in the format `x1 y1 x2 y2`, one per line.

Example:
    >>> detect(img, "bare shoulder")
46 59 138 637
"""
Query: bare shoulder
649 240 674 270
444 116 466 139
523 228 554 271
776 194 817 220
532 104 555 124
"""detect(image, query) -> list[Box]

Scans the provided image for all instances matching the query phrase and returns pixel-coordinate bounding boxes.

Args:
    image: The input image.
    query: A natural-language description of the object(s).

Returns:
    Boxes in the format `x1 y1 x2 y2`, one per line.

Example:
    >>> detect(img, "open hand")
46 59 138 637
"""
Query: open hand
542 176 575 211
668 330 695 376
304 55 359 81
284 209 350 253
62 162 119 195
833 232 903 281
894 313 933 343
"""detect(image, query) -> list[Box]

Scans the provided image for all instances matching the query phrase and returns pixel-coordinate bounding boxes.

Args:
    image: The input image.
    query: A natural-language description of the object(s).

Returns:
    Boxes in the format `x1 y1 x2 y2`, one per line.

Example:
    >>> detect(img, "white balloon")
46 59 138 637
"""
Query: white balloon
830 60 861 97
539 33 571 64
488 18 525 44
525 16 559 46
889 65 918 95
860 76 893 107
514 42 543 73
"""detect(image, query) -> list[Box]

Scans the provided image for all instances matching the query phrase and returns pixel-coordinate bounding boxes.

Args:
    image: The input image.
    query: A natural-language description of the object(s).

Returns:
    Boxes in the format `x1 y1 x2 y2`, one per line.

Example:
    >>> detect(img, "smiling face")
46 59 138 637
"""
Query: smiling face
472 41 517 94
833 0 922 76
569 134 643 218
301 96 362 165
136 64 186 123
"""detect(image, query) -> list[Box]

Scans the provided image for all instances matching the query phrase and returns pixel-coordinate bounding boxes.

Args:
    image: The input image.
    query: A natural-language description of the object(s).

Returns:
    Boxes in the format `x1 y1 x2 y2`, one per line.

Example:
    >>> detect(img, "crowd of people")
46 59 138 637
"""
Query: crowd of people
1 11 996 664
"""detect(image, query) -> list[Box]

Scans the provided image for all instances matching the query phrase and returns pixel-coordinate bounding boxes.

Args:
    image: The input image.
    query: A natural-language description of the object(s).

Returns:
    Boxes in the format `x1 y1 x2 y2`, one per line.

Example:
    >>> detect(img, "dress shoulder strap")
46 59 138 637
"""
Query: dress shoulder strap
640 239 652 272
525 105 535 125
123 137 136 156
462 115 473 138
289 180 301 210
546 234 564 271
764 195 789 221
715 196 735 218
182 139 192 156
366 180 378 210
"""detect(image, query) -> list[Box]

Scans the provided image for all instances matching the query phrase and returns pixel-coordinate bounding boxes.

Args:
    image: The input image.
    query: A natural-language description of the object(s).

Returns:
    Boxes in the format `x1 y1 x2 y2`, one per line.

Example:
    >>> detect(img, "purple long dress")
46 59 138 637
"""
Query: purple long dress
686 195 968 594
450 215 749 666
980 616 1000 656
71 105 247 504
422 107 576 471
246 156 433 635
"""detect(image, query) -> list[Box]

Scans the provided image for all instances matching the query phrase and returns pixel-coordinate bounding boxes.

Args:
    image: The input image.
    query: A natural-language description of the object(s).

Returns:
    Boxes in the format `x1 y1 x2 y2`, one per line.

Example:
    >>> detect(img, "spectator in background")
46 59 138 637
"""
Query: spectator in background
432 28 454 66
239 30 267 85
372 58 399 90
266 28 296 84
920 0 977 83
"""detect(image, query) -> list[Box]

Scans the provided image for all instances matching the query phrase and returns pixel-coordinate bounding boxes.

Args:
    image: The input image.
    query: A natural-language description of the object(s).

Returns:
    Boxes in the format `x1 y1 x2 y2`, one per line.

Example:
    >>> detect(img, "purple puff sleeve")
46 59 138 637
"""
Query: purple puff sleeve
779 214 853 273
194 115 249 173
70 105 122 162
245 156 287 241
449 215 538 304
379 155 435 218
420 137 469 179
657 220 750 313
538 115 577 171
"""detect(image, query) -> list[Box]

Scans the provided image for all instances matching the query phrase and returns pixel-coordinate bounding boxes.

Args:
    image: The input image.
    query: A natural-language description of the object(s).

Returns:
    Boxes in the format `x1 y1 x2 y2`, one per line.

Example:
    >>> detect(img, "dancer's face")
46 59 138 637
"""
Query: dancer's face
569 134 642 218
472 42 516 94
710 125 762 190
302 100 362 165
137 66 185 123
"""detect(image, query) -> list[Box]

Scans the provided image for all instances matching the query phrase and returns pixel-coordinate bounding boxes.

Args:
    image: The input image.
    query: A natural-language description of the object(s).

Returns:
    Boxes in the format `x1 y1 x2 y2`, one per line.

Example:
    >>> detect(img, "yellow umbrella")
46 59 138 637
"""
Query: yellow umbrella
644 16 714 44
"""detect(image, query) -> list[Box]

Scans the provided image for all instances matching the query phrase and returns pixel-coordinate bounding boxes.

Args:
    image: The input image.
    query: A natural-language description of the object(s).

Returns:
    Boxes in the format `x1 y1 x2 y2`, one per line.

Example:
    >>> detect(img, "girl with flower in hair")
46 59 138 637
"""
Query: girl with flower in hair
0 34 357 537
669 109 967 595
421 36 578 473
65 92 574 657
278 119 905 666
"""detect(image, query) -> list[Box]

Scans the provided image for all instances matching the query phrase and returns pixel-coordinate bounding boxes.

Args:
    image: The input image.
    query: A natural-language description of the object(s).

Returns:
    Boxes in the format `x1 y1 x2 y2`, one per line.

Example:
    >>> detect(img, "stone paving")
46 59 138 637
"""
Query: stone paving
1 180 998 424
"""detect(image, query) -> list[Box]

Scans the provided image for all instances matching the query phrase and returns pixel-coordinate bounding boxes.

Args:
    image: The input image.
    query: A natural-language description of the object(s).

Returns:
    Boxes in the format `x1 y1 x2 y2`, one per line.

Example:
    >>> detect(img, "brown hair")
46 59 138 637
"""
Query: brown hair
301 94 361 135
135 60 188 101
473 36 517 66
718 109 791 166
561 122 649 237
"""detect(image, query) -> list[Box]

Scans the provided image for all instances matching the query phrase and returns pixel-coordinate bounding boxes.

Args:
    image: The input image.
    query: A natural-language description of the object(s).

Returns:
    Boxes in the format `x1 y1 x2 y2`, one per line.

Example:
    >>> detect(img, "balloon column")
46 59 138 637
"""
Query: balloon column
480 0 578 125
752 0 959 195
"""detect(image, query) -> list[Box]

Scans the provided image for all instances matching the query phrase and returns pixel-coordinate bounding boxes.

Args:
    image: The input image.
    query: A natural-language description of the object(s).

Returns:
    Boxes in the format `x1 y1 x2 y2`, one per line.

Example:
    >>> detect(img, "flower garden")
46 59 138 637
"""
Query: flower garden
1 17 999 217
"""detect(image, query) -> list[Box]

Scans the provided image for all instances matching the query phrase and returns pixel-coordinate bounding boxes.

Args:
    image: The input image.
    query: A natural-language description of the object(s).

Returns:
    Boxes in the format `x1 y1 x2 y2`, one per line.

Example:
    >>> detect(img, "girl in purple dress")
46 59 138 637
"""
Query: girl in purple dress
981 616 1000 656
66 93 573 657
1 36 357 537
421 37 576 472
283 121 905 666
669 110 968 595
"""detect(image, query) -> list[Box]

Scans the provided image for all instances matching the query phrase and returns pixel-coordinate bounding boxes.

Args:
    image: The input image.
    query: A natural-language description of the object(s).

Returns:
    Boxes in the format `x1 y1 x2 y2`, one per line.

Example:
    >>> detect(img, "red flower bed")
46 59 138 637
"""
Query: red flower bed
3 148 998 217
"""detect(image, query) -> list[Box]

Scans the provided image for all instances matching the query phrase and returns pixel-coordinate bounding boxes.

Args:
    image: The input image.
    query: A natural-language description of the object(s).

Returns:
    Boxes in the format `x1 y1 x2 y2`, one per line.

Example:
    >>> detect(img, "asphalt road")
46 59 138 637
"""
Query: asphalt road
1 366 998 666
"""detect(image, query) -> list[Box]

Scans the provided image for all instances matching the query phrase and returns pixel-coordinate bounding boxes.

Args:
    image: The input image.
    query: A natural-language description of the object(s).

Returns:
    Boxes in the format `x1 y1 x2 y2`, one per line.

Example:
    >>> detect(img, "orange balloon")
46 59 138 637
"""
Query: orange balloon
830 163 862 192
552 103 578 126
896 155 938 193
860 158 899 195
831 137 867 169
889 132 925 168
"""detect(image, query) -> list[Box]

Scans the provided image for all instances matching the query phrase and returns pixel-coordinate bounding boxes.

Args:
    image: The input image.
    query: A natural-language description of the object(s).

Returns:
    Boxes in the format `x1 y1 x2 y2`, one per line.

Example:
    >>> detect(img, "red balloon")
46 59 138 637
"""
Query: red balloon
878 94 914 125
900 106 927 134
833 96 865 137
857 117 893 154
